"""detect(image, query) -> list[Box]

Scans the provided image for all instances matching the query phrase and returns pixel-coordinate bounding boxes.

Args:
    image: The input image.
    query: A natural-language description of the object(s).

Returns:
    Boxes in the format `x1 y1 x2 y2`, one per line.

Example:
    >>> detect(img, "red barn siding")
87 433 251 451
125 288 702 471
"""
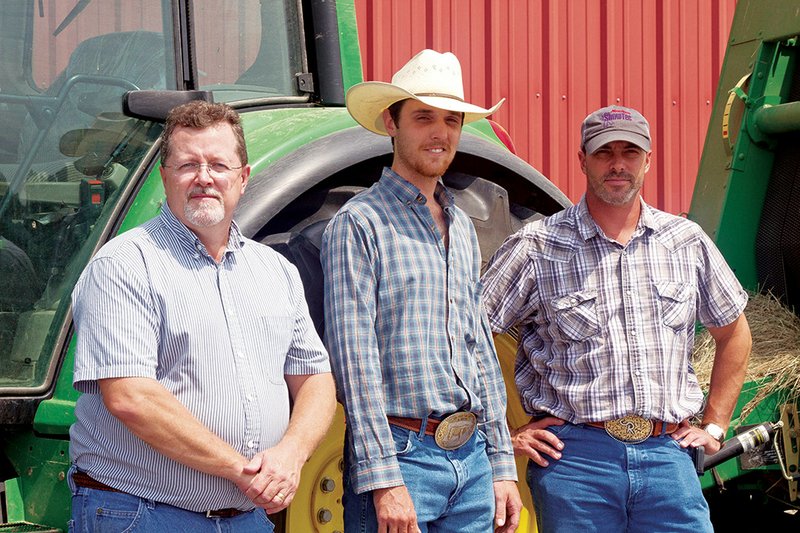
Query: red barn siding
354 0 737 215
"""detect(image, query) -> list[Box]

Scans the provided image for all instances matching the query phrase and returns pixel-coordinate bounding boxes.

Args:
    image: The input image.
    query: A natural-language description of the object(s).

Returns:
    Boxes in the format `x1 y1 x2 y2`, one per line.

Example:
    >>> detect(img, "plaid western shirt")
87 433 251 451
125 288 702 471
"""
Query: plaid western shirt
482 196 748 424
321 168 516 494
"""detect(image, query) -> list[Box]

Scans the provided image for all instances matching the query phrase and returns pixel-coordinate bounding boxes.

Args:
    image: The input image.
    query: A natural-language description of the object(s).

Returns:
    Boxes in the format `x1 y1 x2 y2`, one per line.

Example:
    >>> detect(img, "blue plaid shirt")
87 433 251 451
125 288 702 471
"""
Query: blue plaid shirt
482 196 748 424
321 168 516 494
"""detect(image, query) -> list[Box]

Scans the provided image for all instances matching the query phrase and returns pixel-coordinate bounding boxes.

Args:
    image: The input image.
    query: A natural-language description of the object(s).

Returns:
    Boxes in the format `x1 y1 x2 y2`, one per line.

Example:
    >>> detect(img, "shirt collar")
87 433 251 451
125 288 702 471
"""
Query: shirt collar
637 199 661 232
573 195 660 242
379 167 455 209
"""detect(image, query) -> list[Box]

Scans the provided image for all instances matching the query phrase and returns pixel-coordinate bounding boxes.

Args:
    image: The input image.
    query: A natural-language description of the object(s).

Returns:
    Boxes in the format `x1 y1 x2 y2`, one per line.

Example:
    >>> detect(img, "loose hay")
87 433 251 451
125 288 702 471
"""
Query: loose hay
692 291 800 423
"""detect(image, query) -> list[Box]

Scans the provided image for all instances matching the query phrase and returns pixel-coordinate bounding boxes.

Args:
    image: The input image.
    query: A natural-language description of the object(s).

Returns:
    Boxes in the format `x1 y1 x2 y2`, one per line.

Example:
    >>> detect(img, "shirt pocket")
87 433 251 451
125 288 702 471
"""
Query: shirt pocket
654 281 694 330
256 315 293 384
551 289 600 342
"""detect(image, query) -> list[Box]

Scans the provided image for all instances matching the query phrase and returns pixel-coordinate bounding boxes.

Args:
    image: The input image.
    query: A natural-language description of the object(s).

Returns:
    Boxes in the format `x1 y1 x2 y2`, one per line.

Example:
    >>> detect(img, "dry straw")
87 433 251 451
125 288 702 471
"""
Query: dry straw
692 291 800 424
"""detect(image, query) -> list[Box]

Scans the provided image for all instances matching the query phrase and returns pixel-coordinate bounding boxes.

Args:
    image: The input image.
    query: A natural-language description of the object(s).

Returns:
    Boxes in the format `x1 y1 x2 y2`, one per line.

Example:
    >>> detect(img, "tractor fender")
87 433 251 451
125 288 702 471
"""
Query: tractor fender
234 125 569 238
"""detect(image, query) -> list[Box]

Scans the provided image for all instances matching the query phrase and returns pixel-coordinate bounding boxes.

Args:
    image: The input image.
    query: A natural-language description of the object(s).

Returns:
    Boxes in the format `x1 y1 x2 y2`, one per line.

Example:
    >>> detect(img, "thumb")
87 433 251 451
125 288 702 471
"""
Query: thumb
242 453 262 475
495 495 507 527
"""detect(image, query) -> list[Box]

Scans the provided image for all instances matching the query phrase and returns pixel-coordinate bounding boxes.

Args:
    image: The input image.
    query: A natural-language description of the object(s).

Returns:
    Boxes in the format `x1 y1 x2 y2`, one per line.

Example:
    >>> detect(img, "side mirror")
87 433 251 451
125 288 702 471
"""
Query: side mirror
123 90 214 122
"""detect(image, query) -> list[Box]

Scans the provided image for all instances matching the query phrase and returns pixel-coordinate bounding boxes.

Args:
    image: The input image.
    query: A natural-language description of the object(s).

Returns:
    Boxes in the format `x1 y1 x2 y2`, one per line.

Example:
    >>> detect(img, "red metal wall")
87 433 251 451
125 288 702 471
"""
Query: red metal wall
354 0 737 215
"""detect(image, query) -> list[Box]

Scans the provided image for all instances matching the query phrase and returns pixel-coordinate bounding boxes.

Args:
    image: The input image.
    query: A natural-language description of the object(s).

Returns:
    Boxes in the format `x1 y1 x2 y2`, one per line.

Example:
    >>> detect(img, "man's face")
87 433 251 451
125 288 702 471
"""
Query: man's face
579 140 651 206
383 99 462 181
160 123 250 231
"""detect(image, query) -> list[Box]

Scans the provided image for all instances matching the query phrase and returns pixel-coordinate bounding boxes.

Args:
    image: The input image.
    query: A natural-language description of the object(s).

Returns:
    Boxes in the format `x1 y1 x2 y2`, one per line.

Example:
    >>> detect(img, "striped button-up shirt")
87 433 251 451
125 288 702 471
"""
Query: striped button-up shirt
482 196 747 424
321 168 516 494
70 205 330 512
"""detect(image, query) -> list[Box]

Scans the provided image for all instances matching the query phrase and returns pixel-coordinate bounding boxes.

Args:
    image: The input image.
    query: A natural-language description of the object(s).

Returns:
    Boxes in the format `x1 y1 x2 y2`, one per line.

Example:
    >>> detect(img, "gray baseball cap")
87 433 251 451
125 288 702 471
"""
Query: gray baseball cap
581 105 651 154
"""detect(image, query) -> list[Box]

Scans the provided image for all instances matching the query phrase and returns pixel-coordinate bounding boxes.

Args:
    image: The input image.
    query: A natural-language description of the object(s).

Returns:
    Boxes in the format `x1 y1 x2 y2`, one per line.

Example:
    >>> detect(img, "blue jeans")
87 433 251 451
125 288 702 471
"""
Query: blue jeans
343 422 495 532
69 474 274 533
526 423 712 533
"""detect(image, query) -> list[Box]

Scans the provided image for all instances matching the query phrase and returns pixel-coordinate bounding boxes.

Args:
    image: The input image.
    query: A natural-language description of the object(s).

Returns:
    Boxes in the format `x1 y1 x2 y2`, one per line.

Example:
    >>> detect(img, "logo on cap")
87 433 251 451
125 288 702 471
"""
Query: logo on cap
601 108 633 128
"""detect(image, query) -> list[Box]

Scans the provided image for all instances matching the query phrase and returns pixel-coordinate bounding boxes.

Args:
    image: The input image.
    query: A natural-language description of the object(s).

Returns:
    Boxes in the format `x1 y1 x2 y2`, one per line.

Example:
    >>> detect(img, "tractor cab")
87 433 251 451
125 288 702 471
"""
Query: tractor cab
0 0 322 404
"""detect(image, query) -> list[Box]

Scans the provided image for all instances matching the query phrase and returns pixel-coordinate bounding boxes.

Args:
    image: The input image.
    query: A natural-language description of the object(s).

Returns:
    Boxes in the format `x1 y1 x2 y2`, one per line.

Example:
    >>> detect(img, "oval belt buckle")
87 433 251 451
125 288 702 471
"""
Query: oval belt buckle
435 412 477 450
604 415 653 444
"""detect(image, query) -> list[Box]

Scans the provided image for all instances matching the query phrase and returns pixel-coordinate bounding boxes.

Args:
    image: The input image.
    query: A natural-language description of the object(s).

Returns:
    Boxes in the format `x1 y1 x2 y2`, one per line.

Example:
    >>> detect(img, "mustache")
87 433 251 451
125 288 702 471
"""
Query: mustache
188 187 222 200
603 171 635 181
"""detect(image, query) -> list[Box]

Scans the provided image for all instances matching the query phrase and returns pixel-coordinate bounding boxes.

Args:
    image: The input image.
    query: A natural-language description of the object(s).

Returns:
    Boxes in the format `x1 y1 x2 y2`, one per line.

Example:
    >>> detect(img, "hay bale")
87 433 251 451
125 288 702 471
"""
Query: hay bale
692 291 800 422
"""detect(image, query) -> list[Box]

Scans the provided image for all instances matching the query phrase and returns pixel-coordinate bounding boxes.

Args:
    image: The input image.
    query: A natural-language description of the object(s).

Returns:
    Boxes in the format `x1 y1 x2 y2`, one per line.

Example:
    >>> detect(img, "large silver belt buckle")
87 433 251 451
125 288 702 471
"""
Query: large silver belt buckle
434 412 477 450
604 415 653 444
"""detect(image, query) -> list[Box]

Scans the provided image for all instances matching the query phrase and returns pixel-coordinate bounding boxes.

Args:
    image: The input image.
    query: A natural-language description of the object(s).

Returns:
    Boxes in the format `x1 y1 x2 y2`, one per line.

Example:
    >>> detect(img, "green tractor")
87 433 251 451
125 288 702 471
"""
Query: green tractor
0 1 567 531
691 0 800 527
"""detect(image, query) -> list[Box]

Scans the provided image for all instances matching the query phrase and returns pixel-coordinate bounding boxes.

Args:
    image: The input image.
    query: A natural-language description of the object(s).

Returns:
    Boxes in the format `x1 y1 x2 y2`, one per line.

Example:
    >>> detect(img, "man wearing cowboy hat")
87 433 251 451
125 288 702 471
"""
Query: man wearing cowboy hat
481 105 751 532
322 49 521 532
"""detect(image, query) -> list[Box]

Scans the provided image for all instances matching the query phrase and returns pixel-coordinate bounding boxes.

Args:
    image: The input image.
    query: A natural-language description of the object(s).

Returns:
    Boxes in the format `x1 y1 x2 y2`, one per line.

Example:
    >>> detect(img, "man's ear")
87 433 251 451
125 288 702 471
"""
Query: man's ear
644 151 652 173
240 165 251 193
577 150 587 175
382 109 397 137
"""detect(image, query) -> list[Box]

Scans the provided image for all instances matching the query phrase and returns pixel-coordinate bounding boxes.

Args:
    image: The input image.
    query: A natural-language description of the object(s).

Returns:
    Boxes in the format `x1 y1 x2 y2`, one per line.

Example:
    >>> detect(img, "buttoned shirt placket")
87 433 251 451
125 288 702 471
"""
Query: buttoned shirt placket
619 238 646 416
593 218 650 417
408 186 476 409
194 239 262 459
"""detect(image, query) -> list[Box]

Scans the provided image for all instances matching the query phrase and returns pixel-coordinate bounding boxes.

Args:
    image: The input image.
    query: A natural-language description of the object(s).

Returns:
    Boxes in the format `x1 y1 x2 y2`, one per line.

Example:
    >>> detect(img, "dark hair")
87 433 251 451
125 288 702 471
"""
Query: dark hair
387 98 465 130
388 99 408 129
161 101 247 166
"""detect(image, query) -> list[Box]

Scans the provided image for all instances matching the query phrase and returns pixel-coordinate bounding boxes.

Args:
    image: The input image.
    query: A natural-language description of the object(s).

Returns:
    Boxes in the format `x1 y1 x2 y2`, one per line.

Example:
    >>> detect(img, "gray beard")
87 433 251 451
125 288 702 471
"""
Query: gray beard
185 202 224 227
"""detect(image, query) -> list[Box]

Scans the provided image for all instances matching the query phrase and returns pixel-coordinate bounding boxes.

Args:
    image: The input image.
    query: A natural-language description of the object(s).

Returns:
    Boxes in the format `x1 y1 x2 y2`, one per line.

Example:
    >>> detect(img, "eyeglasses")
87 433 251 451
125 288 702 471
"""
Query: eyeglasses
162 162 243 178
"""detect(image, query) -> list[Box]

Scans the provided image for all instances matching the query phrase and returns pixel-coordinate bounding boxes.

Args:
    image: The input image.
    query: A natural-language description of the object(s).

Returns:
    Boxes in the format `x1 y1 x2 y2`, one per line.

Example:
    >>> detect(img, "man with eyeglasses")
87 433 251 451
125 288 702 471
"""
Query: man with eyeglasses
68 100 335 531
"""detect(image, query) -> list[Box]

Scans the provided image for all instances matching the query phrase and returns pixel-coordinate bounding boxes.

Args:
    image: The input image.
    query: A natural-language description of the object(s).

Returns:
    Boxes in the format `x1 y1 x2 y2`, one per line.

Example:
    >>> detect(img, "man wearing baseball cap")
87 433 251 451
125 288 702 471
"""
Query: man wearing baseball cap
482 105 751 532
321 49 521 532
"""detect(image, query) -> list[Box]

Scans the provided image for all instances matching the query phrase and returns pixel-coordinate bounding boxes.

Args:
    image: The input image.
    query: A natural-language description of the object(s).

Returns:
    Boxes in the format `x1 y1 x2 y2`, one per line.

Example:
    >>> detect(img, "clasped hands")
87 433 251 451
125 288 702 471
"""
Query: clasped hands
234 442 304 514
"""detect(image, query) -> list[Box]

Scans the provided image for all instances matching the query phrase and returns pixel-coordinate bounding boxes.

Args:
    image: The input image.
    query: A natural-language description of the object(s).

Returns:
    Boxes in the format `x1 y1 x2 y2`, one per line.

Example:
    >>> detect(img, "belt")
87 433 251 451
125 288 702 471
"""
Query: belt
71 472 247 518
71 471 122 493
585 420 679 436
387 416 441 436
584 415 681 444
388 412 478 450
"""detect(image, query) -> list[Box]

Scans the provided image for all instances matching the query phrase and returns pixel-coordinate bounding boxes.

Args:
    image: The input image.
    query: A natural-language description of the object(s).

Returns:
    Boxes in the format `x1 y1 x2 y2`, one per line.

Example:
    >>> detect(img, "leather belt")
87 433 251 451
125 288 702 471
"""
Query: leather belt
71 472 247 518
584 415 680 444
388 412 478 450
204 508 247 518
585 420 679 436
387 416 441 436
72 471 122 493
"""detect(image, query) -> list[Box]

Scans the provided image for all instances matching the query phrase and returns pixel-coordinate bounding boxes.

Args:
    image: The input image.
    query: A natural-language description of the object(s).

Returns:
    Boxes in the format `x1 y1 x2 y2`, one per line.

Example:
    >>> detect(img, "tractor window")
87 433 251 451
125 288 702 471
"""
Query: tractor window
0 0 309 394
0 1 168 392
193 0 307 101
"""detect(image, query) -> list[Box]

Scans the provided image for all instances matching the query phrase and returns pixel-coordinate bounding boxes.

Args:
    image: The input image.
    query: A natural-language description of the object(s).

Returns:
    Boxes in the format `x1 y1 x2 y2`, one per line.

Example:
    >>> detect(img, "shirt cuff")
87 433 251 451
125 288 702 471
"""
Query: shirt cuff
488 450 519 482
348 455 406 495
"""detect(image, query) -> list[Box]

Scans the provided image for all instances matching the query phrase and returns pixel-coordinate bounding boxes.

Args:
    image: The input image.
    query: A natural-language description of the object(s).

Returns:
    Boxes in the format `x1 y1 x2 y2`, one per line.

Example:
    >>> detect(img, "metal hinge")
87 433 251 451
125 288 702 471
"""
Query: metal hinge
296 73 314 94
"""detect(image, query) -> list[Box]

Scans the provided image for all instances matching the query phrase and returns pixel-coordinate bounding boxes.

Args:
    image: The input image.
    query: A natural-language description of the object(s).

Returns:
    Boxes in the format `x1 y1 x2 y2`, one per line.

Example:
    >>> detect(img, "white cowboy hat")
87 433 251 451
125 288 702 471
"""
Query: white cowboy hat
346 49 505 135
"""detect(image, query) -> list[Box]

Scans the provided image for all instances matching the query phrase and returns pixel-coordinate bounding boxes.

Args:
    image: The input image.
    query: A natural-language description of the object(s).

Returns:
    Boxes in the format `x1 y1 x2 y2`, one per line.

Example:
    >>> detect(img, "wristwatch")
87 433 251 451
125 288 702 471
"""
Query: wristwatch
702 422 726 444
